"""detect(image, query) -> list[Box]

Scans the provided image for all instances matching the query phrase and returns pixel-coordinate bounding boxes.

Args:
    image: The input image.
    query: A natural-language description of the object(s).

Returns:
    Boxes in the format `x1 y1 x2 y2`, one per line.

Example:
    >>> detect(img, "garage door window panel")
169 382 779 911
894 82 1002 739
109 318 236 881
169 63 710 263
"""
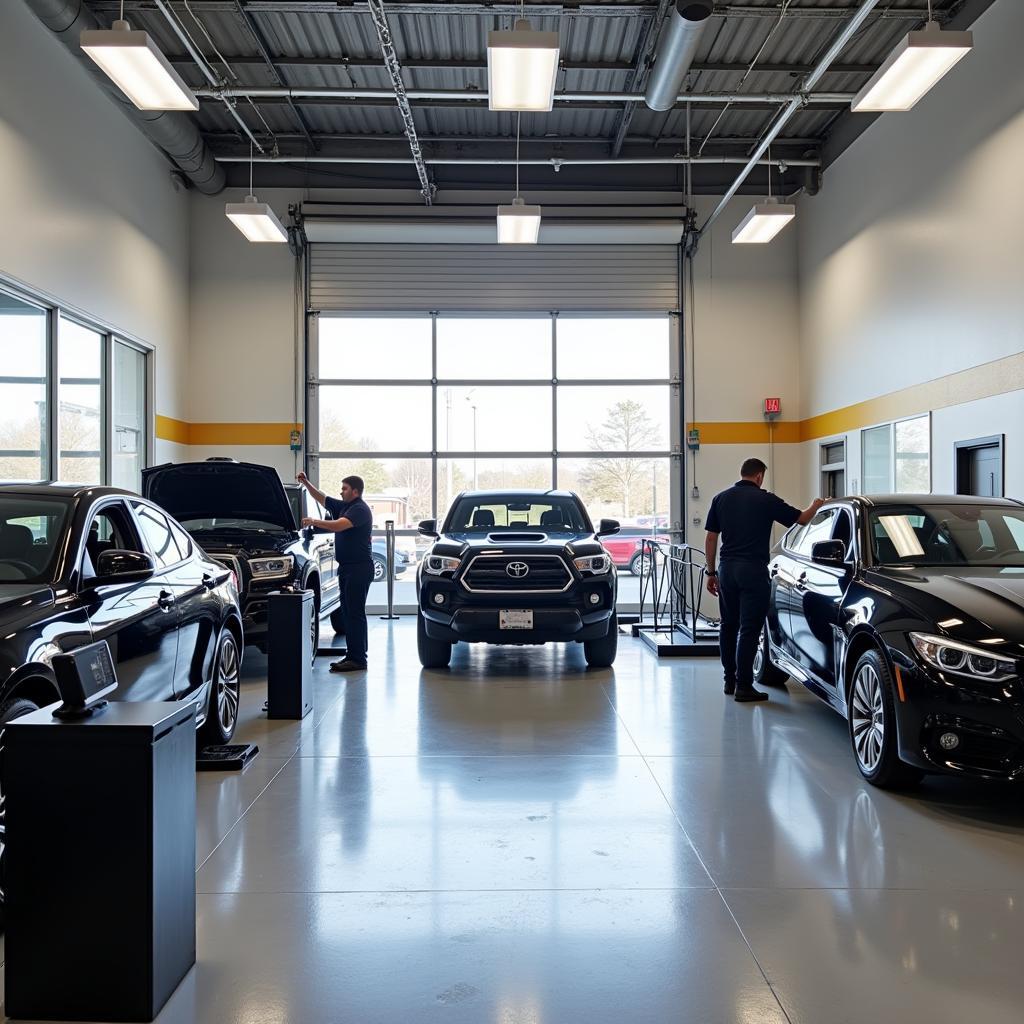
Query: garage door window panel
319 386 432 454
557 386 669 454
437 318 552 381
319 317 432 380
557 318 670 380
438 386 552 453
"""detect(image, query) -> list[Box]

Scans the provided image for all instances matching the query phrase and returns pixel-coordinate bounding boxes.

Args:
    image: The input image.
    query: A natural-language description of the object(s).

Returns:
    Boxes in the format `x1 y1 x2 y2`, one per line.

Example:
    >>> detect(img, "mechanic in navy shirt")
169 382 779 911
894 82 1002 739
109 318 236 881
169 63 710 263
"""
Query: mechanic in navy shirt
297 472 374 672
704 458 824 702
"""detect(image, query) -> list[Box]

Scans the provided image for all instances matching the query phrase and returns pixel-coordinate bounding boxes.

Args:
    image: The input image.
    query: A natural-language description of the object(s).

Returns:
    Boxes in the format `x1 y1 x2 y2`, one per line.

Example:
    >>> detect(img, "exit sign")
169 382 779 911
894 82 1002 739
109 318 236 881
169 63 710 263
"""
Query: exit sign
764 397 781 416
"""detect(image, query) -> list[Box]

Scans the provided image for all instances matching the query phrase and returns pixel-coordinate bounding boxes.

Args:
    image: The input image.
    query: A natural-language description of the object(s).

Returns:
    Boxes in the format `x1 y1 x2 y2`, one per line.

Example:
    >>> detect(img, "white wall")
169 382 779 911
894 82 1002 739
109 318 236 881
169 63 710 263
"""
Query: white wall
0 1 191 463
797 0 1024 497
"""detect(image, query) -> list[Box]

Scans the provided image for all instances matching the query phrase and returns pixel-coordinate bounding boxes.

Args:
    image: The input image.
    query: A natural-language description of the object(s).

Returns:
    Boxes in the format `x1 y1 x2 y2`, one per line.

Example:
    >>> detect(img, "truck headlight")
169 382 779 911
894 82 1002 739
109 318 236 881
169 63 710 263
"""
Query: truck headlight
910 633 1017 683
424 555 461 576
248 555 294 580
574 554 611 574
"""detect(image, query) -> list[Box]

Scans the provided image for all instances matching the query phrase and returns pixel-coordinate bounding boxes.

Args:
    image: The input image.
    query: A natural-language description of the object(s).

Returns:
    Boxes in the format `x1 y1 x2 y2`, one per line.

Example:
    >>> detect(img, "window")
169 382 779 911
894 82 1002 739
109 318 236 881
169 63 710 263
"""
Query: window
169 519 193 559
0 282 152 488
861 416 930 495
133 503 180 568
821 440 846 500
0 496 69 583
793 509 836 556
84 503 142 578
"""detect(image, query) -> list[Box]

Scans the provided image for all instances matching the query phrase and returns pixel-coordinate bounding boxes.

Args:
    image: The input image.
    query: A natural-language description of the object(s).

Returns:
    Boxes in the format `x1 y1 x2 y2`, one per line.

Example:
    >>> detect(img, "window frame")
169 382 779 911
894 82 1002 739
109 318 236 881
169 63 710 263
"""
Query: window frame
860 414 931 495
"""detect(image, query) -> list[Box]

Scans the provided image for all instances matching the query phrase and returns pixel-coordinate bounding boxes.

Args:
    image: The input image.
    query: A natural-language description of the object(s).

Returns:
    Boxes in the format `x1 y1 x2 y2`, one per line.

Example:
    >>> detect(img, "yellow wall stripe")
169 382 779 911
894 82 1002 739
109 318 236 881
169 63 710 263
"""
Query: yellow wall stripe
155 415 191 445
687 421 802 445
155 419 301 446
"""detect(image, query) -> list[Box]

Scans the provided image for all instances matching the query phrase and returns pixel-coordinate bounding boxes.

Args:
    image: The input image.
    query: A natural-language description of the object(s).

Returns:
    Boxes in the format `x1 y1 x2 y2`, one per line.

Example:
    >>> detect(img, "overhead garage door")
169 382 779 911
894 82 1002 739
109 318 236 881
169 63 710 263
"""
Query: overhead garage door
308 244 680 312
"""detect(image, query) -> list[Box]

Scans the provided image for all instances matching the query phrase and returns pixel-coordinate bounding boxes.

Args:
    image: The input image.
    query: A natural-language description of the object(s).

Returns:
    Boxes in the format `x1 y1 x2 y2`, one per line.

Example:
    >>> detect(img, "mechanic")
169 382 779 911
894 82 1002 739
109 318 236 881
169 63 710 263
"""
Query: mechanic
297 472 374 673
704 458 824 703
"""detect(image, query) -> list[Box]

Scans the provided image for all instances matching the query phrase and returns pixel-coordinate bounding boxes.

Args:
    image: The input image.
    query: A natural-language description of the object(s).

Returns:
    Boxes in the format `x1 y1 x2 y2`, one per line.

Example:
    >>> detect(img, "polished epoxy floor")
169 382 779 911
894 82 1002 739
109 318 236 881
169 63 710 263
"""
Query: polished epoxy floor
9 619 1024 1023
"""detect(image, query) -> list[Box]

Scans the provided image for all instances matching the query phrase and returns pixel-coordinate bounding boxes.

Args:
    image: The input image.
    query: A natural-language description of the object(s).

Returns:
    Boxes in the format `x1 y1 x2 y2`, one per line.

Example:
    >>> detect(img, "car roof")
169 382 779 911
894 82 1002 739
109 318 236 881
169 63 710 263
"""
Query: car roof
835 494 1023 508
454 489 580 500
0 483 137 501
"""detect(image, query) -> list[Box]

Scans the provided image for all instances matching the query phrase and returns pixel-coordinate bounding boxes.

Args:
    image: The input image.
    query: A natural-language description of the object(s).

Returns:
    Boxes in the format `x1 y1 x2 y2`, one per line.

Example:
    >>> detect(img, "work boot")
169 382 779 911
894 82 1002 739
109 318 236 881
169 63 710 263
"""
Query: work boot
723 679 736 696
330 658 368 673
734 688 769 703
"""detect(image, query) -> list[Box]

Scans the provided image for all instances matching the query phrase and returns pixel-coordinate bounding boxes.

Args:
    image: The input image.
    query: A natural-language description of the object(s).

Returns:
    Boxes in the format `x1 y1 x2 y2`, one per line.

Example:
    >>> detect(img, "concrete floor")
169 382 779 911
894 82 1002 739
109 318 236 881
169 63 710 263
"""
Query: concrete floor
10 619 1024 1023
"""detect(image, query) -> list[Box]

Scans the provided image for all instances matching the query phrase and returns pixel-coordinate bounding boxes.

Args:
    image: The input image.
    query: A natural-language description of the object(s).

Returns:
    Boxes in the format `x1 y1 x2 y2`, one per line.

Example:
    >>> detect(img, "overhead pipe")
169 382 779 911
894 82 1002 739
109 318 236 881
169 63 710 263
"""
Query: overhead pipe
23 0 225 194
218 155 820 167
698 0 882 237
193 86 854 105
645 1 715 111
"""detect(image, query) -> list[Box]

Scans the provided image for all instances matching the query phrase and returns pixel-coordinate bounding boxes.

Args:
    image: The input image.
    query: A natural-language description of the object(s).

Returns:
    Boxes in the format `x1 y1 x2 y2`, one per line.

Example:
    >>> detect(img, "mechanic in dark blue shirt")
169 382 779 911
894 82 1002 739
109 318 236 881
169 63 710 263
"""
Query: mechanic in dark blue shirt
704 458 823 702
298 472 374 672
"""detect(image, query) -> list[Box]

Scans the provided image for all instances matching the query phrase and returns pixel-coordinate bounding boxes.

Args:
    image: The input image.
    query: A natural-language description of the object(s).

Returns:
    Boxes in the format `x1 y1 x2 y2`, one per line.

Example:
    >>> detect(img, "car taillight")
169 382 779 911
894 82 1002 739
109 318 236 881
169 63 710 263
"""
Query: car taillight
230 570 239 592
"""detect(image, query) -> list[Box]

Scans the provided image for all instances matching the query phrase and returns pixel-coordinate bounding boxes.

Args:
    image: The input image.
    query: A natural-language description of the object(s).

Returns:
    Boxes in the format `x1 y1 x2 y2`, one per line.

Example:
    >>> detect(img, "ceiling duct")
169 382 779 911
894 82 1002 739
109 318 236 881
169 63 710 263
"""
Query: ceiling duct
644 1 715 112
24 0 225 195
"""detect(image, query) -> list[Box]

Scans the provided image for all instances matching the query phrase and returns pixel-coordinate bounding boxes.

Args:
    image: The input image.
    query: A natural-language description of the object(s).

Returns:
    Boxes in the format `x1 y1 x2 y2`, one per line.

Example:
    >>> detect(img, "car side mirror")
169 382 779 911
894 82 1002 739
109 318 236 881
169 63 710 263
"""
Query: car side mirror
92 549 156 585
418 519 439 538
811 539 847 569
597 519 620 537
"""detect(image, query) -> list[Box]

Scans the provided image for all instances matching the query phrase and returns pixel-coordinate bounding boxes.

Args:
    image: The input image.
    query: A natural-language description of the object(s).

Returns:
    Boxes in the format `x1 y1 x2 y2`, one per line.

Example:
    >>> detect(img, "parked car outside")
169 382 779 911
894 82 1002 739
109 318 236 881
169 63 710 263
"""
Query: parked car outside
416 490 619 669
143 459 340 653
600 531 671 575
0 482 245 922
756 494 1024 787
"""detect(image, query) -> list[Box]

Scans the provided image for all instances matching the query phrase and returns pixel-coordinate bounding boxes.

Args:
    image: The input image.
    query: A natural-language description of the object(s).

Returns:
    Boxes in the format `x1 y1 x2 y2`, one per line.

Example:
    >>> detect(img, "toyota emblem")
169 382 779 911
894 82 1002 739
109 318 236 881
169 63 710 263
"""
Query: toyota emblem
506 561 529 578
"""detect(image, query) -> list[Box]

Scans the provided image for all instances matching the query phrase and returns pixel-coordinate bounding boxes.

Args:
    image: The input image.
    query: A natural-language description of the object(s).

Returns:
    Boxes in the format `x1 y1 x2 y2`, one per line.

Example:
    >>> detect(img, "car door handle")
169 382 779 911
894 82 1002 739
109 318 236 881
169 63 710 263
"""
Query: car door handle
770 564 779 577
158 590 175 610
795 572 808 592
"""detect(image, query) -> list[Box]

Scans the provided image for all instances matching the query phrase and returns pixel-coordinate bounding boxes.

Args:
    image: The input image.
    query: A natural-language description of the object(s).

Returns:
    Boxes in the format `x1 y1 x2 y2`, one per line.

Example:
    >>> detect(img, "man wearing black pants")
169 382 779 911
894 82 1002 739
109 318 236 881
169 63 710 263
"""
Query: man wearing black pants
298 472 374 673
704 459 823 702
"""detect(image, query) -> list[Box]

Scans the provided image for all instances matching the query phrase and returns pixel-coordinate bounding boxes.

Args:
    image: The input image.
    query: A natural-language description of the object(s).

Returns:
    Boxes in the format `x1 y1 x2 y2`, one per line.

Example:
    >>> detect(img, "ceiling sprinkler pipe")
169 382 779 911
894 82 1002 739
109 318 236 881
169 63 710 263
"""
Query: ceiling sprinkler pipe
644 1 715 112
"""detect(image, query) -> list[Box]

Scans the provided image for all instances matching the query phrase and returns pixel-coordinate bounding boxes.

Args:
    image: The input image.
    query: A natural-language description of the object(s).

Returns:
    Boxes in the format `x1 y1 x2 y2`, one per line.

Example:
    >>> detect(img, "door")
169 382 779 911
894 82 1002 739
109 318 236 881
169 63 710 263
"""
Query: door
80 500 179 704
789 508 850 692
768 526 804 658
132 501 220 700
956 436 1004 497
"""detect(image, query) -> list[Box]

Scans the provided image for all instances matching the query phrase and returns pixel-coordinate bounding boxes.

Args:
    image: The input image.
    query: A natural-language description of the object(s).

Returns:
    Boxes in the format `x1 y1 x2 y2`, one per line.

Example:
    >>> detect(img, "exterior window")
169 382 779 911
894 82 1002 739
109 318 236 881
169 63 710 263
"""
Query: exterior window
862 425 892 495
112 341 147 491
895 415 930 492
0 294 48 481
58 318 103 485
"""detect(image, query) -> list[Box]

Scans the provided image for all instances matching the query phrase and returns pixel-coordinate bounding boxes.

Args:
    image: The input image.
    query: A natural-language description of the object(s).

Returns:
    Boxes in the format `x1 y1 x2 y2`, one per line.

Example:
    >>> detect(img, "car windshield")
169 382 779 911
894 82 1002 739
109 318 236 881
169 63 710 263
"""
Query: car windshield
446 496 589 532
869 504 1024 567
179 517 289 533
0 496 69 583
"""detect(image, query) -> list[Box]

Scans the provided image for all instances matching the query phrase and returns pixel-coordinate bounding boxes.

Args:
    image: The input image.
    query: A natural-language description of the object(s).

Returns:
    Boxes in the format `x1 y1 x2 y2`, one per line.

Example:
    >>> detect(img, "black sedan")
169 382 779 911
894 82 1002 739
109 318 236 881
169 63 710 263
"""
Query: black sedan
417 490 619 669
756 494 1024 787
0 483 244 744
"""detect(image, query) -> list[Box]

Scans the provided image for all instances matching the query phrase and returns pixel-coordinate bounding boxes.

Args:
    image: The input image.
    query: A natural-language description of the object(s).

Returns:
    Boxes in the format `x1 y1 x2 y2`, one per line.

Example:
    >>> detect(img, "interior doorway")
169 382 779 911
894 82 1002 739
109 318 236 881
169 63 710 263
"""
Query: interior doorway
955 435 1004 497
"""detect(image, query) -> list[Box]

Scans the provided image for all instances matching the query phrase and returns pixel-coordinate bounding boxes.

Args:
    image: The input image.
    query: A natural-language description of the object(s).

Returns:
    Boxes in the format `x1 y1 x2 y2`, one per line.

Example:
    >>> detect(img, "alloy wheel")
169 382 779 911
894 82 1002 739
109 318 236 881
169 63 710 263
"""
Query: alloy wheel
373 558 386 583
752 629 765 679
216 636 241 734
851 663 885 774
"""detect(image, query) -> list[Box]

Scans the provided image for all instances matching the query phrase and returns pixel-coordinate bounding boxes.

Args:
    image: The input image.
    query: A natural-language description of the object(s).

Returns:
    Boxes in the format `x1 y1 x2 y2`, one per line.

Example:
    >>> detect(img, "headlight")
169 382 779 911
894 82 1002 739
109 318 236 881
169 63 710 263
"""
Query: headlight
909 633 1018 683
248 555 294 580
424 555 461 576
574 554 611 574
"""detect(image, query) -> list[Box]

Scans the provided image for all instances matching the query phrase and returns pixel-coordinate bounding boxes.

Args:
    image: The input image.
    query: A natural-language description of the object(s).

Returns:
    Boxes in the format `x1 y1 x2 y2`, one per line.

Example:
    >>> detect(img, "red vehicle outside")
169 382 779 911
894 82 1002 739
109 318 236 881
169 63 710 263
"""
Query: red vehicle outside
601 533 669 575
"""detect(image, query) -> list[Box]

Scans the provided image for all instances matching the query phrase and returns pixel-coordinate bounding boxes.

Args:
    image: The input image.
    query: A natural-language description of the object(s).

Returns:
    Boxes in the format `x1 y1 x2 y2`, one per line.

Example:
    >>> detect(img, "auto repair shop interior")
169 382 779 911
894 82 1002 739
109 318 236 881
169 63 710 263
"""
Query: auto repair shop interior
1 0 1023 1021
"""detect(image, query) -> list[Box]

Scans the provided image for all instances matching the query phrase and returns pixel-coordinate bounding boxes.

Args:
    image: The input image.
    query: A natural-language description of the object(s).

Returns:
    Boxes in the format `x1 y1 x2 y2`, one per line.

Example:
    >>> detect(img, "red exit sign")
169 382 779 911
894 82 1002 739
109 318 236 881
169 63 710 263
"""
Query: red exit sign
764 397 781 415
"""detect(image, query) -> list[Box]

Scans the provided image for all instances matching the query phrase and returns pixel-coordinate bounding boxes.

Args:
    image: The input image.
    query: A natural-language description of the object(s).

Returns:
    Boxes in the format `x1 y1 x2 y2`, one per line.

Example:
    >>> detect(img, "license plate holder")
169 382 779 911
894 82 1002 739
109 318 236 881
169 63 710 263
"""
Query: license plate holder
499 609 534 630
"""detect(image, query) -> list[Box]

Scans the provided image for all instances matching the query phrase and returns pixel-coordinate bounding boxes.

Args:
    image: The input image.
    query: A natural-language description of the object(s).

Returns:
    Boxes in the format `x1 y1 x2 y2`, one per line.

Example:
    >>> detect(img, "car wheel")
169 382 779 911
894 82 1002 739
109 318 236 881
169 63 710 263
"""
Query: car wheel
0 696 41 929
629 552 652 577
417 610 452 669
848 648 923 789
584 612 618 668
330 608 346 635
372 556 387 583
199 631 241 746
753 627 789 687
308 589 320 664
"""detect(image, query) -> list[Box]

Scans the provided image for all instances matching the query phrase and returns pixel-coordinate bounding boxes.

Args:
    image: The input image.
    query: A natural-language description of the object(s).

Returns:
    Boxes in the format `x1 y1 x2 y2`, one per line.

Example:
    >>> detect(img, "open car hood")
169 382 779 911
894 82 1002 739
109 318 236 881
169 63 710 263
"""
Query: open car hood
142 461 295 532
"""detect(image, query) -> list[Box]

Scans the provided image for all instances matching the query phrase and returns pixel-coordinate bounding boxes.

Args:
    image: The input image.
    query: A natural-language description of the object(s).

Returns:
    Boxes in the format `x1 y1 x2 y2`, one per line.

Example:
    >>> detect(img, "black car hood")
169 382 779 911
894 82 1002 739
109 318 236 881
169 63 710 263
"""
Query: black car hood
0 585 55 626
142 462 295 532
874 567 1024 648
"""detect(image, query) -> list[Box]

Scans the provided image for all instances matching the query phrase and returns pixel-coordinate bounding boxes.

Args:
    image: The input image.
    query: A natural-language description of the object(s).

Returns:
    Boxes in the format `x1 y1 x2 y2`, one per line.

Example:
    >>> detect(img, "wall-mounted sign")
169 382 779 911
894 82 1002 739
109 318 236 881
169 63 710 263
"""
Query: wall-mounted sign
686 429 701 451
763 397 781 417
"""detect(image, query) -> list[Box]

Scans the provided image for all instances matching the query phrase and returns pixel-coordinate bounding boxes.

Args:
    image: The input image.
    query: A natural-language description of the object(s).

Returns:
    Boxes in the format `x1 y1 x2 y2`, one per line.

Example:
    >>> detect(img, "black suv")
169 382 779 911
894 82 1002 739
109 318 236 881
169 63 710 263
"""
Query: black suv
143 460 341 655
416 490 619 669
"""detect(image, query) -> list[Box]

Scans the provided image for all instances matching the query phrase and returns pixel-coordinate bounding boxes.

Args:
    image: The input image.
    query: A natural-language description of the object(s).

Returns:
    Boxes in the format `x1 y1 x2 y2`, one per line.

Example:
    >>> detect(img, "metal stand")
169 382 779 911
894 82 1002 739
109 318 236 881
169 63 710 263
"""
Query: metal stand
379 518 400 620
635 538 721 657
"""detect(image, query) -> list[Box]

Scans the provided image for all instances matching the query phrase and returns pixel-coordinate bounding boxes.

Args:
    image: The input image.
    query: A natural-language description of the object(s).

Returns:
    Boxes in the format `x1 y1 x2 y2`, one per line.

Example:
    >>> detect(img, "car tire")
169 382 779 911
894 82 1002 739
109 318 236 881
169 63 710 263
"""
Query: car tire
629 552 652 577
848 648 924 789
199 630 241 746
584 612 618 668
0 696 41 930
330 608 346 635
372 555 387 583
417 610 452 669
753 627 789 687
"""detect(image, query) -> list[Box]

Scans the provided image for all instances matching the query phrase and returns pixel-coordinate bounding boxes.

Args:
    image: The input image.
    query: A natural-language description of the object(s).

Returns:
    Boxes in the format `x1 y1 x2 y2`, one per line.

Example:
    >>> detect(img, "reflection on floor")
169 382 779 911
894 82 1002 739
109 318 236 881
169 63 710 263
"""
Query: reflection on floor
12 618 1024 1023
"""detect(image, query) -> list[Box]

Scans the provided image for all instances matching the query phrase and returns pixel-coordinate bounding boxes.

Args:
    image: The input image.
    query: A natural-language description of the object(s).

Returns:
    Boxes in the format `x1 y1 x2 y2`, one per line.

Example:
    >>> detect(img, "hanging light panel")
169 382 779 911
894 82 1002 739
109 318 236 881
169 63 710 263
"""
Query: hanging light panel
852 21 973 112
487 19 560 112
225 195 288 243
497 197 542 244
81 20 199 111
731 200 796 245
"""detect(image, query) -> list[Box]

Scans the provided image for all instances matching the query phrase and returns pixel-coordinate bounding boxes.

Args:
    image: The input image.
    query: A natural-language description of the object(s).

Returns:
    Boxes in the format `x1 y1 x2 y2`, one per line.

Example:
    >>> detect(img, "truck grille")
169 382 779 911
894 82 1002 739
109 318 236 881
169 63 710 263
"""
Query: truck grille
462 554 573 593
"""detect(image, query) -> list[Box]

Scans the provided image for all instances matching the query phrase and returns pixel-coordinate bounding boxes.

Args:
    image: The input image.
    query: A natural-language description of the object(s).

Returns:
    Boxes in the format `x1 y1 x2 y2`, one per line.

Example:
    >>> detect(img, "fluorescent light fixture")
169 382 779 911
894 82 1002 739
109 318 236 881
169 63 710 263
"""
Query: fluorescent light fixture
487 19 560 112
497 197 542 244
81 20 199 111
225 195 288 243
852 21 973 112
731 200 796 244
